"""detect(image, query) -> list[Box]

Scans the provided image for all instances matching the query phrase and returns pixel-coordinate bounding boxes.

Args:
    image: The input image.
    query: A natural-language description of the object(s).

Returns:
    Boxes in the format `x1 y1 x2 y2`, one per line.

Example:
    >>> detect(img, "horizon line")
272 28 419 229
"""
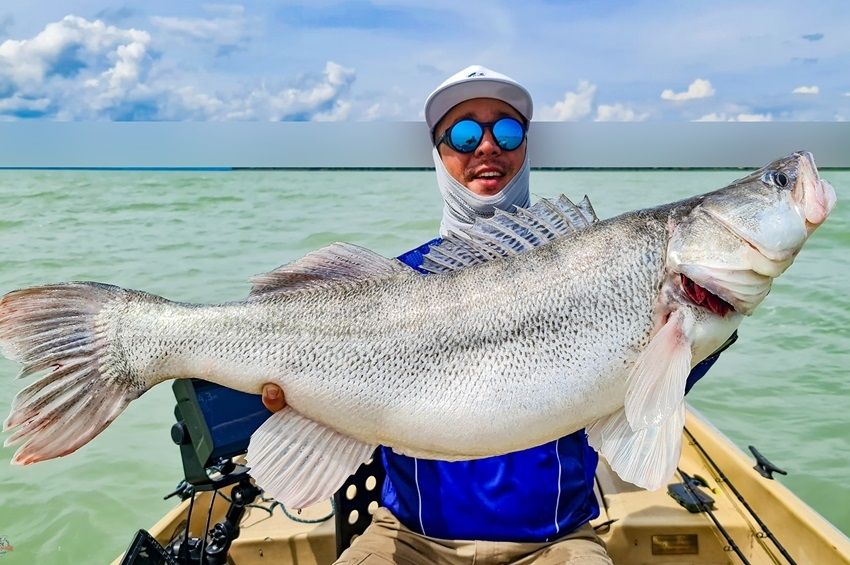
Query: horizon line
2 166 848 172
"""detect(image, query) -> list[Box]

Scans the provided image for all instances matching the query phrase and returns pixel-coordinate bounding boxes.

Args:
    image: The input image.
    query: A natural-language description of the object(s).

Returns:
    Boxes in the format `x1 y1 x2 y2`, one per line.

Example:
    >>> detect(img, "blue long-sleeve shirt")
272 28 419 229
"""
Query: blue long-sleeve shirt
381 237 734 542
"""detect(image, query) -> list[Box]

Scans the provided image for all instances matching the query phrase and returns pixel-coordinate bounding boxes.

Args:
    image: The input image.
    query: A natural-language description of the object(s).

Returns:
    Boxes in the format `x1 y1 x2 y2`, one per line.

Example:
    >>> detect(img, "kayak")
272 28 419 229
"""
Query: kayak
115 407 850 564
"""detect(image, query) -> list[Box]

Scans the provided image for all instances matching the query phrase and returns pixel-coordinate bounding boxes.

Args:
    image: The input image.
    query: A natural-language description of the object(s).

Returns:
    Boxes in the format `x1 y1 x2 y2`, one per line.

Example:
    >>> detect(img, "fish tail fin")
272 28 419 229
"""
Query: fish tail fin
1 282 145 464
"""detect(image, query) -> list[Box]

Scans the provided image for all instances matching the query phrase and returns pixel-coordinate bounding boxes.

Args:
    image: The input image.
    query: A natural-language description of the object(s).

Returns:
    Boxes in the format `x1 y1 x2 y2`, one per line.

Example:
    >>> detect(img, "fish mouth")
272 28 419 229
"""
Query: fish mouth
793 151 837 231
680 274 735 316
676 263 771 316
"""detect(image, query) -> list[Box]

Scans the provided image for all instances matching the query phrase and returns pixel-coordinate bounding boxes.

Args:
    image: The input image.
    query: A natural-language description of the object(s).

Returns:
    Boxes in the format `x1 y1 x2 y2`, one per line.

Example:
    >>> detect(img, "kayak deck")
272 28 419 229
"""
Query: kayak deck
123 408 850 564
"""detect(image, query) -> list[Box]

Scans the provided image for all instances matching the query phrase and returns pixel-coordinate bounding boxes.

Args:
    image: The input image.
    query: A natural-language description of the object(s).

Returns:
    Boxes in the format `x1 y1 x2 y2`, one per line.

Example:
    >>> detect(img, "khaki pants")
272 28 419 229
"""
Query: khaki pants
335 507 613 565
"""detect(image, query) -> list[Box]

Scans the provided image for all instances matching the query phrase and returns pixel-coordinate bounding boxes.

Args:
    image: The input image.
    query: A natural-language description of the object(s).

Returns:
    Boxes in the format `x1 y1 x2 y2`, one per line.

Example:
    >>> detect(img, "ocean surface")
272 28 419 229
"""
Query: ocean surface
0 169 847 563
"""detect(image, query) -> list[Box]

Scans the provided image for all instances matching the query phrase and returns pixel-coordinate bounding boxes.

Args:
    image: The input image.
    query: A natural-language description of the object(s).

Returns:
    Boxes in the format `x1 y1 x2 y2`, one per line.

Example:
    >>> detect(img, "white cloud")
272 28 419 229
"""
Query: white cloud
694 112 773 122
94 40 150 109
313 100 352 122
539 84 650 122
364 103 382 120
661 78 715 101
595 103 649 122
161 60 355 121
0 94 50 113
257 61 355 120
0 15 151 91
0 15 355 121
151 4 248 45
0 15 153 118
2 4 850 123
539 80 596 121
359 93 417 121
792 85 819 95
844 92 850 97
163 86 226 120
736 112 773 122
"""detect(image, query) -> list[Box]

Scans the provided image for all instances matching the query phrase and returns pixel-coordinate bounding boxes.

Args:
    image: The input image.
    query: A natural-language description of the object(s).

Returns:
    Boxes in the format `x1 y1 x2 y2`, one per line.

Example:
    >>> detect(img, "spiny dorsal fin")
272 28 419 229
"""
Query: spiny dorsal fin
249 242 412 297
575 194 599 223
421 194 599 275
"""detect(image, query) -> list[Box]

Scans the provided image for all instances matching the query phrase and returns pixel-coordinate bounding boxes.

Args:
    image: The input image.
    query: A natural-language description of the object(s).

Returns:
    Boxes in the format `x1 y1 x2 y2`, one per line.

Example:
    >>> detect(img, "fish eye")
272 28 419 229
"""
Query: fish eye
772 171 789 188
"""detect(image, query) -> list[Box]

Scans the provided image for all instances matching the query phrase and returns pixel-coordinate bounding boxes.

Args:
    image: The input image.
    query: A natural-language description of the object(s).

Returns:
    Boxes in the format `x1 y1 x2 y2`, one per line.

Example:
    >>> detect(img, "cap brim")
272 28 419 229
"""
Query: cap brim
425 78 533 131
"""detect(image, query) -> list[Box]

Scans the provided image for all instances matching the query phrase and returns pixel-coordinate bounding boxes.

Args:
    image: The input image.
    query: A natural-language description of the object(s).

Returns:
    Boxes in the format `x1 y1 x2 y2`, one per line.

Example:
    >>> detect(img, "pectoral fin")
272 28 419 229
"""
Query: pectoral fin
625 310 693 430
587 403 685 490
246 408 376 509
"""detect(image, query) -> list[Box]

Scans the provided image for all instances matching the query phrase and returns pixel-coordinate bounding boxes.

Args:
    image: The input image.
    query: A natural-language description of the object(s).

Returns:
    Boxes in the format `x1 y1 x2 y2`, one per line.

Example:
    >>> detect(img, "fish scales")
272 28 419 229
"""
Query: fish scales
91 212 669 458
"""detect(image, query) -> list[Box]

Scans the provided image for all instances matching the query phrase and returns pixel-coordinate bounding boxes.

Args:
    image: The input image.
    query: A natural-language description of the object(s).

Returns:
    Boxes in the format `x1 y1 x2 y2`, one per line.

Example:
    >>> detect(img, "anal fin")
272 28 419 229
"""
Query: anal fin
246 408 376 509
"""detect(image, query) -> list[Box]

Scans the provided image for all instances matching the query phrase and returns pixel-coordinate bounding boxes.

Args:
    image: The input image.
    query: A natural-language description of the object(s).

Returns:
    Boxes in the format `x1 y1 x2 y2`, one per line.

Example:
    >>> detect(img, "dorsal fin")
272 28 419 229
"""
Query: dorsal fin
575 194 599 223
249 242 412 297
421 194 599 275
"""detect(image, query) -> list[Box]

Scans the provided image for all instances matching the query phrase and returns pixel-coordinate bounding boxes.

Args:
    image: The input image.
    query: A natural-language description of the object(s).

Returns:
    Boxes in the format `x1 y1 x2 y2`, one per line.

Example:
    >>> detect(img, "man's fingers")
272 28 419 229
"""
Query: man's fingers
261 383 286 412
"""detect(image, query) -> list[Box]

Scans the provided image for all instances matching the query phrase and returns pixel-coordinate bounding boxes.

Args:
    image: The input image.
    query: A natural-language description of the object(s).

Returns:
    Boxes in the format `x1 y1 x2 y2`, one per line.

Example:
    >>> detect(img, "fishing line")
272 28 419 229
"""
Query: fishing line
677 467 751 564
199 488 218 565
180 489 197 561
684 427 797 564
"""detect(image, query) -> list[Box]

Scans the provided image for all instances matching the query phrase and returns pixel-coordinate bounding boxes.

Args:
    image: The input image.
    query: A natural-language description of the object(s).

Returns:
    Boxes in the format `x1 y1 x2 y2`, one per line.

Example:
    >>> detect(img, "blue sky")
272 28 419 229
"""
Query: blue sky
1 1 848 122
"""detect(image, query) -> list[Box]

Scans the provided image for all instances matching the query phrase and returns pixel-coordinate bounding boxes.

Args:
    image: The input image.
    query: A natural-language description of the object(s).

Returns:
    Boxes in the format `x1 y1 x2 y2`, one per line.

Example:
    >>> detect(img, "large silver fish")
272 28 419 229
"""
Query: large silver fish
0 151 836 508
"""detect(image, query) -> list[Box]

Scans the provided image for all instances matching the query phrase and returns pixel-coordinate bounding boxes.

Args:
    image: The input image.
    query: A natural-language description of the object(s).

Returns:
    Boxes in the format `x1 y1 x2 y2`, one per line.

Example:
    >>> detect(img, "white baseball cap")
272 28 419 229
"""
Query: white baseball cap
424 64 533 132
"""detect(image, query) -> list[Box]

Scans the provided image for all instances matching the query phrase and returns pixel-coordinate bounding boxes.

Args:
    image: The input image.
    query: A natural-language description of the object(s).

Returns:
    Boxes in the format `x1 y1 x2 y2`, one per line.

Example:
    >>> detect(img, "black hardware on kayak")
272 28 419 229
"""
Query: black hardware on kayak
121 529 179 564
150 483 259 565
170 378 269 489
685 428 798 565
668 473 716 513
749 445 788 480
124 378 351 563
122 379 270 564
674 468 752 564
164 480 196 502
198 477 263 565
122 465 261 564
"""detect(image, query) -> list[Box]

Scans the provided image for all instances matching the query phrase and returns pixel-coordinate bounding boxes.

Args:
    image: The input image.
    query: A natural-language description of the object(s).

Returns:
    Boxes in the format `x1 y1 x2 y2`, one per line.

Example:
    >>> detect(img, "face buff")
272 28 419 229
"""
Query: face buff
433 146 531 237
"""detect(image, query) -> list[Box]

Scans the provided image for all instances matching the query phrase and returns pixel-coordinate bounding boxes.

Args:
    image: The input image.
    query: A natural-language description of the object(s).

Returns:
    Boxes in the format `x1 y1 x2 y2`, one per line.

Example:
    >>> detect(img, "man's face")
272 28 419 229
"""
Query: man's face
435 98 527 197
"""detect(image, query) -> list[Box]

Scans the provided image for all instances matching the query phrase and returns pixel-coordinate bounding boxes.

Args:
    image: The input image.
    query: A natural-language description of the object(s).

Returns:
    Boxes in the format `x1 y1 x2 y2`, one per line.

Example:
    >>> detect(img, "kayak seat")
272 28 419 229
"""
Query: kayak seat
334 447 386 557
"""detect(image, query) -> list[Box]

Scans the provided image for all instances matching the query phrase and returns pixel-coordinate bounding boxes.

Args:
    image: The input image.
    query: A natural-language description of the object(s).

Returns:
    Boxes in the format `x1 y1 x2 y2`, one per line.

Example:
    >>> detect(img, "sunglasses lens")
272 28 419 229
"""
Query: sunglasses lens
448 120 483 153
492 118 525 151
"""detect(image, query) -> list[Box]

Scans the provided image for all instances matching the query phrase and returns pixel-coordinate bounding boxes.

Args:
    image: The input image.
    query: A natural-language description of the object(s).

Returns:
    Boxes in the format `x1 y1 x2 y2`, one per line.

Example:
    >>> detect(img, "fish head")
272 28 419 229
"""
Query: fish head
667 151 836 317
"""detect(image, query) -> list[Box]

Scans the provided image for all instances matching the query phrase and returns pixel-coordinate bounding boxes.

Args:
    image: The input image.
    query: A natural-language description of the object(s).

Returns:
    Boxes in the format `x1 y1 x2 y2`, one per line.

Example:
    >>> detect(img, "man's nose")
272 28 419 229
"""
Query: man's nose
474 128 501 156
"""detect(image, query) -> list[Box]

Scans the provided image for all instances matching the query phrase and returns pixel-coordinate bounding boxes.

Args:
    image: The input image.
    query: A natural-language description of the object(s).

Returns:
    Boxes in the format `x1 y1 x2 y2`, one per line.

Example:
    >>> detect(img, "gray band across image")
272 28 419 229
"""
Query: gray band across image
0 122 848 169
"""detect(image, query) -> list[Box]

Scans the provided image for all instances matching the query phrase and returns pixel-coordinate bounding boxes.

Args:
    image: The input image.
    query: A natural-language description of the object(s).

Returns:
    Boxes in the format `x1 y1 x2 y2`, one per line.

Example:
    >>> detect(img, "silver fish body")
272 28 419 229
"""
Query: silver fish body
101 213 668 455
0 151 836 506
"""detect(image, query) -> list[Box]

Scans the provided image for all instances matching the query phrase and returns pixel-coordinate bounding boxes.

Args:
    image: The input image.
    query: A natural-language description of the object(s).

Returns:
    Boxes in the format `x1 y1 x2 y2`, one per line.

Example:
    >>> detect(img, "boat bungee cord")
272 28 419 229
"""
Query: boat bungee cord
271 499 336 525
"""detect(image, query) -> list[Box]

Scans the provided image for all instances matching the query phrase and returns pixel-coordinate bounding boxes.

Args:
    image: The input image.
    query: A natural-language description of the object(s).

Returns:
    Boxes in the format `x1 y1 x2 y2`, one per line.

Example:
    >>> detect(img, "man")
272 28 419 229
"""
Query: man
262 65 731 564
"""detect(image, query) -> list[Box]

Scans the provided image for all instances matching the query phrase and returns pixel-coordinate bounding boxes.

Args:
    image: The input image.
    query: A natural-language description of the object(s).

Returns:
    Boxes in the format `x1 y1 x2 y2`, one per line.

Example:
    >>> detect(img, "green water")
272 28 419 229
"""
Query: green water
0 169 847 563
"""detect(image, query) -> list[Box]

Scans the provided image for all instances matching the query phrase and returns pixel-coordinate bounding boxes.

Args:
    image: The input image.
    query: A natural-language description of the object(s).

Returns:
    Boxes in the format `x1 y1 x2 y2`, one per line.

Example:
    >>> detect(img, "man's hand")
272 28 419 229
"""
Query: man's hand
261 383 286 412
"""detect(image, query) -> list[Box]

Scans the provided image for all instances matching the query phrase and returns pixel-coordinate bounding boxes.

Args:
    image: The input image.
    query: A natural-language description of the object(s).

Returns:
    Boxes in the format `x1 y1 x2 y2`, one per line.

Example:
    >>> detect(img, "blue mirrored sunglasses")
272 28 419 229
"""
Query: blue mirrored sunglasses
437 117 526 154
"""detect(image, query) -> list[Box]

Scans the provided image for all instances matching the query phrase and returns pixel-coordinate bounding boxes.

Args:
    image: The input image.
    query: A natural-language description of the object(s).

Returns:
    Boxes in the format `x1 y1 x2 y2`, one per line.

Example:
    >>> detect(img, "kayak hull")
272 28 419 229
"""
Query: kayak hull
116 407 850 564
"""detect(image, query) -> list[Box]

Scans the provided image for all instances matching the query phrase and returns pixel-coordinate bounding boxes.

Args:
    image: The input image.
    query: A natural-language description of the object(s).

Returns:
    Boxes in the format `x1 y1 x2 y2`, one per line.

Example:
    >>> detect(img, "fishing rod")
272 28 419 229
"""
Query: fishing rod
676 467 752 565
684 427 797 565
